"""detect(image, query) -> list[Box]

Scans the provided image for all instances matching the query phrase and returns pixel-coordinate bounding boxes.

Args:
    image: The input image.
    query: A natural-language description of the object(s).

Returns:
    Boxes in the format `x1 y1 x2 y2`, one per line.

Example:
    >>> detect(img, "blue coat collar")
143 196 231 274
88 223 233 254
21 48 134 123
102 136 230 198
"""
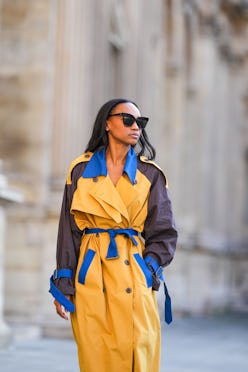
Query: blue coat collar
82 147 137 185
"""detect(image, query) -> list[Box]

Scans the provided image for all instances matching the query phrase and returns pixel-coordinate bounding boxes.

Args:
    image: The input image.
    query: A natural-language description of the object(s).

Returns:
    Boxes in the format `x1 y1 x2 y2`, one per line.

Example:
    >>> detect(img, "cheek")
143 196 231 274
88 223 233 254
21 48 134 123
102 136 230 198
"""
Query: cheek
108 126 127 138
113 125 127 134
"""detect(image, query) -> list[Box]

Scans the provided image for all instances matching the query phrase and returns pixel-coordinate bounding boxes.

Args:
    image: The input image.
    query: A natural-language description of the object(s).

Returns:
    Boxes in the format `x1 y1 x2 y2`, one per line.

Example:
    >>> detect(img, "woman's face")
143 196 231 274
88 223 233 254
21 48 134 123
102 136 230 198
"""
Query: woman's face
106 102 142 147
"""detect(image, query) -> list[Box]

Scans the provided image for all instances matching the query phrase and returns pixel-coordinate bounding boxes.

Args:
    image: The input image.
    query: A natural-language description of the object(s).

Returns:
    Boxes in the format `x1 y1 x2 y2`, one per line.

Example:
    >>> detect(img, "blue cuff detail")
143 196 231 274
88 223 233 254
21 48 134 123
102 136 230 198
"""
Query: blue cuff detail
52 268 73 280
49 269 75 313
144 256 163 279
144 255 173 324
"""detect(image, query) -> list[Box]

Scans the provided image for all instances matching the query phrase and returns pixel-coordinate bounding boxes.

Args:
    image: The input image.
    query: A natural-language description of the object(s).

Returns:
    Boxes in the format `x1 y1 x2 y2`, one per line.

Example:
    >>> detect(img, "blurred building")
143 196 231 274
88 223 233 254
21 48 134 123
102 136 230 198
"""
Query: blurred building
0 0 247 338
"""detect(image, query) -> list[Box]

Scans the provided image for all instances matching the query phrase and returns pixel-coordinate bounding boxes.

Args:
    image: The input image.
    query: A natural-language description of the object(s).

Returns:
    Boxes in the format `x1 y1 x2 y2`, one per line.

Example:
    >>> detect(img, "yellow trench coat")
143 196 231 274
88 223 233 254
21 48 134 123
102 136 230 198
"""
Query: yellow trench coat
55 148 177 372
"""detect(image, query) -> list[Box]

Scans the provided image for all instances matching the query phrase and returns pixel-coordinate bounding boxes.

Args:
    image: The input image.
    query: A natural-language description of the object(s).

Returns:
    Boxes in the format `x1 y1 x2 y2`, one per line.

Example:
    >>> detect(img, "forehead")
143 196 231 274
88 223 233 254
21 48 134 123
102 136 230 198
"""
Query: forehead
112 102 141 116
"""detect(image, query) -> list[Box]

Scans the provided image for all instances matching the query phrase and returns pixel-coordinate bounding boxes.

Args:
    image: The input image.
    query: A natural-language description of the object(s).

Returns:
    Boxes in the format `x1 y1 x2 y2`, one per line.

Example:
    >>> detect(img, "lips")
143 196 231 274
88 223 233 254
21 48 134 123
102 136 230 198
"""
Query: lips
130 133 140 139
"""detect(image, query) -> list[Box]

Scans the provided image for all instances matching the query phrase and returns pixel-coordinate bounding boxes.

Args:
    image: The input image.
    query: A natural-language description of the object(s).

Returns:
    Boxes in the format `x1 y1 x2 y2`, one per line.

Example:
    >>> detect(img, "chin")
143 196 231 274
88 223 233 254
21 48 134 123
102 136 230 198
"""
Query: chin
128 137 139 145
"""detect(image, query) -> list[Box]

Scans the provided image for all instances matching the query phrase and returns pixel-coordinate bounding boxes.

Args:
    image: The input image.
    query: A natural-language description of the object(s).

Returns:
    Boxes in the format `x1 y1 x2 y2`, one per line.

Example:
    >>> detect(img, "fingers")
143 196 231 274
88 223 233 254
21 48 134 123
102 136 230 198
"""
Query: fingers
54 299 69 320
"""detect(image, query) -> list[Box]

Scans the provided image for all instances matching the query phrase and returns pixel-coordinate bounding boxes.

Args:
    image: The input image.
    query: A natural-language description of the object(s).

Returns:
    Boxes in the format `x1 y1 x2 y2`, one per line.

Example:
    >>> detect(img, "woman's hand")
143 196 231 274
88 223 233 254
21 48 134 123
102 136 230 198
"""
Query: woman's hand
54 295 72 320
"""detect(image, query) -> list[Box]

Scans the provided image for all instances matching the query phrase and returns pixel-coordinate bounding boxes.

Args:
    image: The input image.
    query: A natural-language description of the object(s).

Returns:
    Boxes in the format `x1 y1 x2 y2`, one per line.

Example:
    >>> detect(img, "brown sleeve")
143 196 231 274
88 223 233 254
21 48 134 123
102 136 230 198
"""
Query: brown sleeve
142 169 178 267
55 163 85 295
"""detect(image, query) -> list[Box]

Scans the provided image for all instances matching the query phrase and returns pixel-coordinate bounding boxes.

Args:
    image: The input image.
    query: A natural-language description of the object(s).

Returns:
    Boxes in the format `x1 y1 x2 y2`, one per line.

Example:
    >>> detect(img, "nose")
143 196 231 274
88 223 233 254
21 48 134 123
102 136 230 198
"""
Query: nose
131 120 140 130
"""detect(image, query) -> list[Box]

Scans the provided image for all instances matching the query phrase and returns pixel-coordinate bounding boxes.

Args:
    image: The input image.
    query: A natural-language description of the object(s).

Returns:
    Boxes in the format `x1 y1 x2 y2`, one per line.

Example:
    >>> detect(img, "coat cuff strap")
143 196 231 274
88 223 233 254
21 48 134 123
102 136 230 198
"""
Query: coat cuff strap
144 256 172 324
49 269 75 312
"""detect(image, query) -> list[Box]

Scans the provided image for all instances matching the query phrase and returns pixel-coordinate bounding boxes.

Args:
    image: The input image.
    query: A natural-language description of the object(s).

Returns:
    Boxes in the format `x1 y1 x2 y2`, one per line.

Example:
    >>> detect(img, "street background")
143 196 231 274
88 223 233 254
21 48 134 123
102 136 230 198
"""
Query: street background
1 314 248 372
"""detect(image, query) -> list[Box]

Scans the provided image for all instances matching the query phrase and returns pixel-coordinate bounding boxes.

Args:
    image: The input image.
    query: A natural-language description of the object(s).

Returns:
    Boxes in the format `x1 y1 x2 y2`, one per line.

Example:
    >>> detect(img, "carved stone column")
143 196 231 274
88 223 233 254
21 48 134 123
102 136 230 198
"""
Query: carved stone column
51 0 94 186
0 163 23 348
44 0 98 337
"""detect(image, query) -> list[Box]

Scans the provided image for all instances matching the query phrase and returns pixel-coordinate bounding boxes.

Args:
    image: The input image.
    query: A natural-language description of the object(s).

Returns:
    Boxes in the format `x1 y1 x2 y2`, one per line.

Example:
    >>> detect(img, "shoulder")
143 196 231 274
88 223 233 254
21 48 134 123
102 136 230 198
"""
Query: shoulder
137 156 168 188
66 152 93 185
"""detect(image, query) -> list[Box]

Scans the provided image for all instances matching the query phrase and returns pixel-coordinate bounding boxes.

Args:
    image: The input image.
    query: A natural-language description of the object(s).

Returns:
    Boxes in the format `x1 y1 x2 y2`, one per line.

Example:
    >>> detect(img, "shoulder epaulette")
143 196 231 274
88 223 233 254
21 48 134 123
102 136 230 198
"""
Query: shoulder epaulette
66 152 93 184
140 156 168 188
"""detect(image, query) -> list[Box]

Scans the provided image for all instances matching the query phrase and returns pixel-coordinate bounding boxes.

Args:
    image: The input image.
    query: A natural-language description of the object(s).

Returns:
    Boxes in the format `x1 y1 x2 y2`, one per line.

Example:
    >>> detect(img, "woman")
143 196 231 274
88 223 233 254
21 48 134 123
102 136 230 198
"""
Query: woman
49 98 178 372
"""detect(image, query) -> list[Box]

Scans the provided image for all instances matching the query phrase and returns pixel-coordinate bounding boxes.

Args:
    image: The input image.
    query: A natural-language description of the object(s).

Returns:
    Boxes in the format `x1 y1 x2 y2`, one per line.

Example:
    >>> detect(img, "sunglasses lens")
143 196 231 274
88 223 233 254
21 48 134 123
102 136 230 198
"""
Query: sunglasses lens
122 115 135 127
136 118 148 129
113 113 148 129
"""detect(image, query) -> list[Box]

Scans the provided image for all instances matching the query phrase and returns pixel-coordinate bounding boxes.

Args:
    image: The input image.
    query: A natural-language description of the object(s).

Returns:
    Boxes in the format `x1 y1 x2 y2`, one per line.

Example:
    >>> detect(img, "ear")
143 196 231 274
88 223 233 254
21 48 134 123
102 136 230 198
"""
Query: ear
106 119 111 131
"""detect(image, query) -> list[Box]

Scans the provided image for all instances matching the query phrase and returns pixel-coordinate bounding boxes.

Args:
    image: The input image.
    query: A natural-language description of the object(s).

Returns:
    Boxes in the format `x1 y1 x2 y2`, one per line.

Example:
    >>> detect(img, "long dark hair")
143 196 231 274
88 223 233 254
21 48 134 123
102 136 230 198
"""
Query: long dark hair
85 98 156 160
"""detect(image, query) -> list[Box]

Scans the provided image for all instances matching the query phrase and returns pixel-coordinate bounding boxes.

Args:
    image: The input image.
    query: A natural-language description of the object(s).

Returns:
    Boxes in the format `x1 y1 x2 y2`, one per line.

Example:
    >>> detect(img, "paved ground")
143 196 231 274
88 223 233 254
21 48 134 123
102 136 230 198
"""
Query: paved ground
1 314 248 372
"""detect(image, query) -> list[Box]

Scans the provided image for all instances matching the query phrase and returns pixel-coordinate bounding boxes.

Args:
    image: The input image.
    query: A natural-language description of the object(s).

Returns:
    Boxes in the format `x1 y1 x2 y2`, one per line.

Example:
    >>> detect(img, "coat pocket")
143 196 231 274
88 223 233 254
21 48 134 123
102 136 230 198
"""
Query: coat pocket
133 253 153 288
78 249 96 285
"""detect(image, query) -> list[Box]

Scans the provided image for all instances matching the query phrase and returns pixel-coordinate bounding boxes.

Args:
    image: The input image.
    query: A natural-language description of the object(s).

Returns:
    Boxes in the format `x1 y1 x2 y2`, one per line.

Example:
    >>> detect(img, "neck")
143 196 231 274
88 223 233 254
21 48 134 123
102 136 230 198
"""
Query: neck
106 143 130 166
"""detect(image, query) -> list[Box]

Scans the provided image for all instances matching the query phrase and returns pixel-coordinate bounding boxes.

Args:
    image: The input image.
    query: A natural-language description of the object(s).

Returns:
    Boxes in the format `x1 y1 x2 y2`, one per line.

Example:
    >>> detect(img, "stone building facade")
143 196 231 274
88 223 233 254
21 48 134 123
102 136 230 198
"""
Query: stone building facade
0 0 247 337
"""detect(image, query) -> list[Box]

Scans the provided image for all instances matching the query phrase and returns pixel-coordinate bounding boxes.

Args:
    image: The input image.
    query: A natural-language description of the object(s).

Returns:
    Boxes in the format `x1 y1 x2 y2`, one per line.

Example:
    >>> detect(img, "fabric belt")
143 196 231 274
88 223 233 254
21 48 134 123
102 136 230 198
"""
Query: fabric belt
85 228 139 259
49 229 172 324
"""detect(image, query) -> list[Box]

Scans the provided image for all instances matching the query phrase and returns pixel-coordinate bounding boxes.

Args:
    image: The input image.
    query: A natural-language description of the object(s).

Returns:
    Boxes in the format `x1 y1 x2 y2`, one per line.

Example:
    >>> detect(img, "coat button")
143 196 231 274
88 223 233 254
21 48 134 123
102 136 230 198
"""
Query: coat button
134 179 137 185
93 177 98 182
84 154 90 158
124 259 130 265
126 287 132 293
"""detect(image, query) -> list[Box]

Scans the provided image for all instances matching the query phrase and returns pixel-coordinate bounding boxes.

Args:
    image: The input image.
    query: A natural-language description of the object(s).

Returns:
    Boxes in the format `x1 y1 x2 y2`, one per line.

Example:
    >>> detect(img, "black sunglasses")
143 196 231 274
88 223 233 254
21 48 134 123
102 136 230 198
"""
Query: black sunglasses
108 112 149 129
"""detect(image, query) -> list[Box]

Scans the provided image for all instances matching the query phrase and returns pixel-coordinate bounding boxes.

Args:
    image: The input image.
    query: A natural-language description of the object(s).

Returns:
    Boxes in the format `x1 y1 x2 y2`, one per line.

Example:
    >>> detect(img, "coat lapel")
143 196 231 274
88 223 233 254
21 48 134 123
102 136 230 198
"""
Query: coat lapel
71 147 141 224
89 175 130 223
116 174 139 208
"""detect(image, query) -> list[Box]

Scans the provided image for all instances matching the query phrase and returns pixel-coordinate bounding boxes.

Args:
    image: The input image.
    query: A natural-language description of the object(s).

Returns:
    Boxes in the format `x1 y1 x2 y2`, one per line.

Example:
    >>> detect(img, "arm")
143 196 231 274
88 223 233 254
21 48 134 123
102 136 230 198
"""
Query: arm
142 169 178 287
49 163 84 315
54 179 83 295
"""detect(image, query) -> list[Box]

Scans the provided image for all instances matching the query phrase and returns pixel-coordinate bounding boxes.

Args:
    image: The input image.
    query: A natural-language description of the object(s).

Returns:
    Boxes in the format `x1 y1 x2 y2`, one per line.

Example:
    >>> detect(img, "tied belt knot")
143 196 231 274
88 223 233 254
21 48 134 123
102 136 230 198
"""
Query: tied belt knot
85 228 139 259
